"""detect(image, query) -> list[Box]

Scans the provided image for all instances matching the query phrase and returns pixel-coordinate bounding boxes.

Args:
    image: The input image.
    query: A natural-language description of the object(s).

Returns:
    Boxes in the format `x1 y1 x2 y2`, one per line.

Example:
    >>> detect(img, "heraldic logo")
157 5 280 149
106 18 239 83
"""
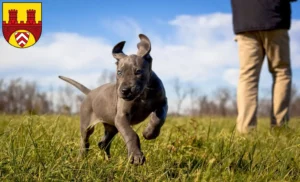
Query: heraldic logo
2 2 42 48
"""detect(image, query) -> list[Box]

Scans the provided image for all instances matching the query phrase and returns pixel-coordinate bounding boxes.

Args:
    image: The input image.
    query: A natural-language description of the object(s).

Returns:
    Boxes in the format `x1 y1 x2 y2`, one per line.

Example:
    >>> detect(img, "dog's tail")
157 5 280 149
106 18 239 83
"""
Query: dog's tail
58 76 91 95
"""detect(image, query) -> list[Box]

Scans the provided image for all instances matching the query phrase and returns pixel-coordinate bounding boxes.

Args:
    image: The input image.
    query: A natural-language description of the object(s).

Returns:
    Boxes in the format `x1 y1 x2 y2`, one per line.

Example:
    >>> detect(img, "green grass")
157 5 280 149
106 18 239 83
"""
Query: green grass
0 115 300 181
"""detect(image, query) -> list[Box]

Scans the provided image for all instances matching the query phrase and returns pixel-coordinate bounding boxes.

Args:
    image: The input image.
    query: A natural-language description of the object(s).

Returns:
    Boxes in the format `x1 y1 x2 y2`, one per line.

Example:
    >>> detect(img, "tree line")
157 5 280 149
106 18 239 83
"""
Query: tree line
0 74 299 117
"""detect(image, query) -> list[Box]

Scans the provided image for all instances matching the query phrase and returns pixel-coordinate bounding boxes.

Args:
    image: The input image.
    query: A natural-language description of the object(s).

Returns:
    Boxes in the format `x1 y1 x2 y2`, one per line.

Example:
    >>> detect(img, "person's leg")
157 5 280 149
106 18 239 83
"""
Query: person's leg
235 32 265 133
262 29 292 127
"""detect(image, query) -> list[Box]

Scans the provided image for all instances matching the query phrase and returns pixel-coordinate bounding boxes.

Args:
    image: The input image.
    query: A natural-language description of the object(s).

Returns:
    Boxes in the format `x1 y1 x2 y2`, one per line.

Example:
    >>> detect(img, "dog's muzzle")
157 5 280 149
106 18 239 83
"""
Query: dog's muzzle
120 85 142 101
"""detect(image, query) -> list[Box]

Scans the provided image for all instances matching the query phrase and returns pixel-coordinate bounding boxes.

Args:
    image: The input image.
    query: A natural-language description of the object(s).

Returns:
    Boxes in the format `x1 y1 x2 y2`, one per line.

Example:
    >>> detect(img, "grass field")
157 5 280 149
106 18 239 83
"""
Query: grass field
0 115 300 181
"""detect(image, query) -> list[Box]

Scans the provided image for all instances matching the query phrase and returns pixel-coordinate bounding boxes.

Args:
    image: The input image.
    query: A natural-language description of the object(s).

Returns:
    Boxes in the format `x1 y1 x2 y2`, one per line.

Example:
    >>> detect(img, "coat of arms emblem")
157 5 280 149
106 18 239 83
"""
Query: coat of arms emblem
2 2 42 48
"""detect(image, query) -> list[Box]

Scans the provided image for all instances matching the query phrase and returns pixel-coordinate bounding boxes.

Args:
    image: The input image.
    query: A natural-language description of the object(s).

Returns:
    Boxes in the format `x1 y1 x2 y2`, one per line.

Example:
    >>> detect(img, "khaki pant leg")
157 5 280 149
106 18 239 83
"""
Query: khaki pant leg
262 29 292 126
236 32 265 133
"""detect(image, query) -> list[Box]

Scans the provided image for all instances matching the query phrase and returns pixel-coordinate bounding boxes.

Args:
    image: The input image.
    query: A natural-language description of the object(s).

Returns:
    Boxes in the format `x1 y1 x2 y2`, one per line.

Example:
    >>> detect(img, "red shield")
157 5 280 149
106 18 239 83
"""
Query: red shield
2 2 42 48
14 32 30 47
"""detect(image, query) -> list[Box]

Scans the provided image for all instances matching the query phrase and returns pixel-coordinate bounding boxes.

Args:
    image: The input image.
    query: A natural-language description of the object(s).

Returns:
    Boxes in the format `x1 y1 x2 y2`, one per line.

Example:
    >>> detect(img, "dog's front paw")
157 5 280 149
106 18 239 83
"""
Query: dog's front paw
143 126 160 140
128 152 145 165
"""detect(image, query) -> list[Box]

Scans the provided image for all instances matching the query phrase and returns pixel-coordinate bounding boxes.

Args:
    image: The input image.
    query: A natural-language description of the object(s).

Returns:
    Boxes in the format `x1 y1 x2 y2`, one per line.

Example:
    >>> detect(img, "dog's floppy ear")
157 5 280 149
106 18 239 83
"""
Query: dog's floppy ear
137 34 152 60
112 41 127 61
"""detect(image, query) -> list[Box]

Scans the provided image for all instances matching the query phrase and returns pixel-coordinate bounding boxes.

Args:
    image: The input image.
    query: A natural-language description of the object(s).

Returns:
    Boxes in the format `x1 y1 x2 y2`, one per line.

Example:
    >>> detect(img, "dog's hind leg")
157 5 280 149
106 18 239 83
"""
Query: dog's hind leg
80 125 94 157
98 123 118 158
143 101 168 140
79 104 96 157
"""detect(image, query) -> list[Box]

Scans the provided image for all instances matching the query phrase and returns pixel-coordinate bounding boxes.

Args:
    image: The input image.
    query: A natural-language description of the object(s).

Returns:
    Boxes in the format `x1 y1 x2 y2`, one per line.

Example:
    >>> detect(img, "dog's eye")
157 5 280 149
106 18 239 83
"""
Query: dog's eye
135 70 143 75
117 70 122 76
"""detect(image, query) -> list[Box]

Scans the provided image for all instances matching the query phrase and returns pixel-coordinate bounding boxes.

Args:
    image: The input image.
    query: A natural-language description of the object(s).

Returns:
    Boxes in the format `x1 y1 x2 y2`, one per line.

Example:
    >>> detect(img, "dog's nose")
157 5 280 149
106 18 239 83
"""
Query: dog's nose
121 87 131 95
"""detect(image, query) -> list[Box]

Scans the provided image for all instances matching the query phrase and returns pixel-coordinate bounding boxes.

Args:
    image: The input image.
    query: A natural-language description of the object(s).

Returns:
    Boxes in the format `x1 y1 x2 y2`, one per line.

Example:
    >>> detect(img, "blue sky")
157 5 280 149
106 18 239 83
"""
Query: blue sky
27 1 300 38
41 1 231 34
1 0 300 112
3 0 298 41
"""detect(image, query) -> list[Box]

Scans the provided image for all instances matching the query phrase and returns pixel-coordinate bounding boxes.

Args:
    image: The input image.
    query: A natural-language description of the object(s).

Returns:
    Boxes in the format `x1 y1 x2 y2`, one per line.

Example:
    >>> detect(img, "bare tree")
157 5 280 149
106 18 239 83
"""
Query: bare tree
173 78 188 115
0 78 54 114
0 79 6 113
75 95 84 114
1 76 300 117
186 86 199 116
198 95 210 116
215 88 231 116
57 84 75 115
290 84 300 117
230 92 238 116
97 69 115 85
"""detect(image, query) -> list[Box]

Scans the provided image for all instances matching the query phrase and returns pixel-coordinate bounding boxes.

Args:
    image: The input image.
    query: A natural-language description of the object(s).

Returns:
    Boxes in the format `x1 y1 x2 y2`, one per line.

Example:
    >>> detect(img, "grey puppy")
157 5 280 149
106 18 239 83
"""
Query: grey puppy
58 34 168 165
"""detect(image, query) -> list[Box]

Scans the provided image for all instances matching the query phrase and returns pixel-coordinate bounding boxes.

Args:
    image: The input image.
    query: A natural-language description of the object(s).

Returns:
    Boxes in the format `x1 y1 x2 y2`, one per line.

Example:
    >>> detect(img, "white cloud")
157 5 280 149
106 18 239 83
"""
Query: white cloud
0 33 113 71
290 20 300 67
223 68 239 86
149 13 239 82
